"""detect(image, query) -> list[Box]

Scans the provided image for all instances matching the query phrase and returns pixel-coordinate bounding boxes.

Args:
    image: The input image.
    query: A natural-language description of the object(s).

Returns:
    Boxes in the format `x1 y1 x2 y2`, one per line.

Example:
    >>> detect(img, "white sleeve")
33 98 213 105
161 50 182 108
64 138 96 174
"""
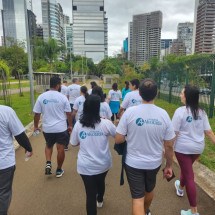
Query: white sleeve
164 113 176 141
64 97 72 112
116 112 128 135
33 96 42 114
102 120 116 137
8 108 25 136
106 103 112 119
121 93 129 109
172 108 182 132
119 90 122 99
73 98 79 111
203 111 211 131
70 122 79 146
108 90 112 99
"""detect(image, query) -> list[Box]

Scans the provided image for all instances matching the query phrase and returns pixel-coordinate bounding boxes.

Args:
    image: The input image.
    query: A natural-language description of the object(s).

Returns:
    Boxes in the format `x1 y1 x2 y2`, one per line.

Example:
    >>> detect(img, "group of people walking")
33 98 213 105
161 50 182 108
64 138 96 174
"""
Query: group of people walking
1 76 215 215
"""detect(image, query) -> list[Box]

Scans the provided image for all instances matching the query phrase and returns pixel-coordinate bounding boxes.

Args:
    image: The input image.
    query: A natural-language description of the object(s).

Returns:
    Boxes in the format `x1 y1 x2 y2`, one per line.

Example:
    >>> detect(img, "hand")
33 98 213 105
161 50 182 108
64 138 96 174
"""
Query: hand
68 126 73 134
163 166 173 179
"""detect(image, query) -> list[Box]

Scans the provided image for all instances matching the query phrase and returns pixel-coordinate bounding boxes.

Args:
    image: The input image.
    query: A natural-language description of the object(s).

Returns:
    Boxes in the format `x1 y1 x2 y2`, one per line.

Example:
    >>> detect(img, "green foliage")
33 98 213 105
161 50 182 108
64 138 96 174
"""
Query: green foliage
0 60 10 77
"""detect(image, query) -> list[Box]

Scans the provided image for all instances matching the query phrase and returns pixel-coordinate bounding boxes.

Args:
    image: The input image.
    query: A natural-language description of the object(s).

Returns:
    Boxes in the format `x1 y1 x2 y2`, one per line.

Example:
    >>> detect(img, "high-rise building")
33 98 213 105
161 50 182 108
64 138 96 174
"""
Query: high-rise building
2 0 27 47
72 0 108 63
122 37 128 59
128 22 133 61
129 11 162 66
64 24 73 53
177 22 193 55
194 0 215 53
36 24 44 39
27 10 37 40
170 39 186 56
41 0 67 46
160 39 172 61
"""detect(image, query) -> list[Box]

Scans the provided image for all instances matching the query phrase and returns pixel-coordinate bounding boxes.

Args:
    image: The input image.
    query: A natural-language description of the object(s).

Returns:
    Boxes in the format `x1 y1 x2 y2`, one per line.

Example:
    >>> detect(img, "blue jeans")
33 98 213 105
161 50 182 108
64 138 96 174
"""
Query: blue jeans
0 165 16 215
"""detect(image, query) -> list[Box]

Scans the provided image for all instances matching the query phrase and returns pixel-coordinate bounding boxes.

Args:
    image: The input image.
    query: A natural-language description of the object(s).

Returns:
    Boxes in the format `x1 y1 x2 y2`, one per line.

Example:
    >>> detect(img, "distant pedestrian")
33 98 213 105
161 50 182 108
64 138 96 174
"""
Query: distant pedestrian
115 79 175 215
172 85 215 215
67 78 81 111
92 86 112 120
72 86 89 121
118 79 142 118
108 83 122 123
88 81 98 95
122 81 131 101
0 105 32 215
60 80 69 98
70 95 116 215
33 76 72 178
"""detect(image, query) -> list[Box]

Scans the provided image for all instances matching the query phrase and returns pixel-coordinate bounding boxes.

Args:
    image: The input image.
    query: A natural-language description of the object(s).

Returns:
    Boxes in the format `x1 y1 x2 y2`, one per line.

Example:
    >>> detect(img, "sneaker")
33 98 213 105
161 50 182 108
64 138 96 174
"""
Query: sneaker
146 208 151 215
45 163 52 175
181 209 199 215
97 201 103 208
175 180 184 197
64 146 69 151
56 169 64 178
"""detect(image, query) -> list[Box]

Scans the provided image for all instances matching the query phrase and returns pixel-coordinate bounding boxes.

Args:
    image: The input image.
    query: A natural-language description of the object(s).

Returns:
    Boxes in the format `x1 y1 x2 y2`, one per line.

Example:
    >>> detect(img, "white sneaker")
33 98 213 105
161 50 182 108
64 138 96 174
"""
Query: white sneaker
181 209 199 215
97 201 103 208
175 180 184 197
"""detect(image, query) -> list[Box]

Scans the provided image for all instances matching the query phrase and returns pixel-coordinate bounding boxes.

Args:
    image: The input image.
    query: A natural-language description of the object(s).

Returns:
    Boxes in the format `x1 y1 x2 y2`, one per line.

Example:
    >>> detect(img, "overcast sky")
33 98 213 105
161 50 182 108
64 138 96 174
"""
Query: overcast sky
0 0 195 56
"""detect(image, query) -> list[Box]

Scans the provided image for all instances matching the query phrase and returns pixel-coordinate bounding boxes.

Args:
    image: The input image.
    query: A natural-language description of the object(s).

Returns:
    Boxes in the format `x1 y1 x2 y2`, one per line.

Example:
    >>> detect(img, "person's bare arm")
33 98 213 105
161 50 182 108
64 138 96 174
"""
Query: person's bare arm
34 113 41 131
205 130 215 144
115 132 126 144
66 112 73 133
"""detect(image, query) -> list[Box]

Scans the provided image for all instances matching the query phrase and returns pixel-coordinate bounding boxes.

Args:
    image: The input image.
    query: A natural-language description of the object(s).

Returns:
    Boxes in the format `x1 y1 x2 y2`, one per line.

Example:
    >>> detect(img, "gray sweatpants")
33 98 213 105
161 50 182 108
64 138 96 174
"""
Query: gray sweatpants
0 166 15 215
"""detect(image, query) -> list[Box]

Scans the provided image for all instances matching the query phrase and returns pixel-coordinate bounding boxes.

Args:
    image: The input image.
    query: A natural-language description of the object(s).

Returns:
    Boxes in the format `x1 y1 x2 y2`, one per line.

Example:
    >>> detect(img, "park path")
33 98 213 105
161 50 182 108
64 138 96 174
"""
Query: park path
9 133 215 215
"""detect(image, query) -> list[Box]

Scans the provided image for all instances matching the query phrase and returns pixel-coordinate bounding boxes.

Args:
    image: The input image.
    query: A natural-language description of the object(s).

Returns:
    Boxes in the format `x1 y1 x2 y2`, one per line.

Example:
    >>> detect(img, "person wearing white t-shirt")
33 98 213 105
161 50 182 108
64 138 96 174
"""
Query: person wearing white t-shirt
70 95 116 215
0 106 32 214
60 80 69 98
108 83 122 122
33 76 72 178
172 85 215 215
118 79 142 118
67 78 81 109
115 79 175 215
72 86 89 121
92 86 112 120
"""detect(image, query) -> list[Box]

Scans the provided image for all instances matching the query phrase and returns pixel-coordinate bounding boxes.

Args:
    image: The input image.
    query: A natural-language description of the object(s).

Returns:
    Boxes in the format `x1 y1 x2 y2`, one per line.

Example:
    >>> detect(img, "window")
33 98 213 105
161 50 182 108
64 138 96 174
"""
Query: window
100 6 104 11
73 6 77 11
85 31 104 45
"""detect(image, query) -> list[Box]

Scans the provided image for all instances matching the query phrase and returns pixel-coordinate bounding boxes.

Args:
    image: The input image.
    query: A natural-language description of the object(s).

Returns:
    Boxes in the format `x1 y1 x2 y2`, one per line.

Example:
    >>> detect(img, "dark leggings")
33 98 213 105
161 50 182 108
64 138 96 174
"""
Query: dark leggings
81 171 108 215
111 113 119 122
175 152 200 207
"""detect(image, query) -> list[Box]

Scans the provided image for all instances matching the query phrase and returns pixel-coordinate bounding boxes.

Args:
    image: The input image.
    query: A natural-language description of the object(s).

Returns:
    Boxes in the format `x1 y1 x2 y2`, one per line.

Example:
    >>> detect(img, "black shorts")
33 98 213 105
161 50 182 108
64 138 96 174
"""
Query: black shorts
43 131 69 148
125 164 161 199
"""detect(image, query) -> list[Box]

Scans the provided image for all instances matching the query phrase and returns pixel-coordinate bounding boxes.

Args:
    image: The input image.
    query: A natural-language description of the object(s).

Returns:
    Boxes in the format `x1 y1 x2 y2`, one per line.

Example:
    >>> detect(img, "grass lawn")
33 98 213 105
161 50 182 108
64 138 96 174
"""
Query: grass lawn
155 98 215 172
0 92 38 126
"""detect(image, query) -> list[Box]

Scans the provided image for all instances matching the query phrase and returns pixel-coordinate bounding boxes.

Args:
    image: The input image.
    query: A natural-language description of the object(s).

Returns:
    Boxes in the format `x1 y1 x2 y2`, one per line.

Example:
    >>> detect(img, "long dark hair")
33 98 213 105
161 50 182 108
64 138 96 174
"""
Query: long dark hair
80 95 101 128
90 81 98 89
184 85 200 120
92 86 105 102
112 83 118 91
81 86 89 99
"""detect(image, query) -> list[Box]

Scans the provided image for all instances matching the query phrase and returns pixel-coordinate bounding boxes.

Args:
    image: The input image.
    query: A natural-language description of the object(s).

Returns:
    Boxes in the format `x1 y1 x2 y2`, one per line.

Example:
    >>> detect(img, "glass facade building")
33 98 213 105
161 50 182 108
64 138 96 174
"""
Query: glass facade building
72 0 108 63
2 0 27 48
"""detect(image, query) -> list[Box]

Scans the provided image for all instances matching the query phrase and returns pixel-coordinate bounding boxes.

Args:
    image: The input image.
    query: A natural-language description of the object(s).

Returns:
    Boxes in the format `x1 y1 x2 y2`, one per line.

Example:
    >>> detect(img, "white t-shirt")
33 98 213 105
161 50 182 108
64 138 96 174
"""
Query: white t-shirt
121 90 142 109
172 106 211 154
67 84 81 104
0 105 25 170
60 85 68 96
70 119 116 175
33 90 71 133
100 102 112 119
108 90 122 102
88 89 92 95
73 95 85 120
116 104 175 169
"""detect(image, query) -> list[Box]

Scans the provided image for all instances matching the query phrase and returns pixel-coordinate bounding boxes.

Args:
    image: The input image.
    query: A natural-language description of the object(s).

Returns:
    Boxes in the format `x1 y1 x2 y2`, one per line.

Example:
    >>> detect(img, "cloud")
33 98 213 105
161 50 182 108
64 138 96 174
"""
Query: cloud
0 0 195 56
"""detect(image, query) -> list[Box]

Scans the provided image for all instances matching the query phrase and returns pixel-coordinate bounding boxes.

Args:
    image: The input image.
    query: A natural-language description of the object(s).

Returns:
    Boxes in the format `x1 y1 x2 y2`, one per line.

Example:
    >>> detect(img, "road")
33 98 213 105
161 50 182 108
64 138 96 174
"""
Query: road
8 133 215 215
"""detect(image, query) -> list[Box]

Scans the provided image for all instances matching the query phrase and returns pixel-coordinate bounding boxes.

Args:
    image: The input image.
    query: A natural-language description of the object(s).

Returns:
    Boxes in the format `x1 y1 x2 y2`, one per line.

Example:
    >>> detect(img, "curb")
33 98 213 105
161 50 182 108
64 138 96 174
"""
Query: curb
173 157 215 201
14 121 41 151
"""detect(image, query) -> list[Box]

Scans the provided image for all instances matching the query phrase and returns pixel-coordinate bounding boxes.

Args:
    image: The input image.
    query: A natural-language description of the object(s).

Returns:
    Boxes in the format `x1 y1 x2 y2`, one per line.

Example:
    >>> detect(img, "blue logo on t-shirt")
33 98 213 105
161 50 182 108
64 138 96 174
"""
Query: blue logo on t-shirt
43 99 48 104
132 99 137 104
80 131 87 139
186 116 193 123
136 118 144 126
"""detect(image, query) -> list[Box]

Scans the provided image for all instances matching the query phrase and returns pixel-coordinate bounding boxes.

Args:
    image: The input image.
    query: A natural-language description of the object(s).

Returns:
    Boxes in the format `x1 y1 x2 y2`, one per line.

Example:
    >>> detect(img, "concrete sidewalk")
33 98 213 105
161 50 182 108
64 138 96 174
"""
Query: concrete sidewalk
9 133 215 215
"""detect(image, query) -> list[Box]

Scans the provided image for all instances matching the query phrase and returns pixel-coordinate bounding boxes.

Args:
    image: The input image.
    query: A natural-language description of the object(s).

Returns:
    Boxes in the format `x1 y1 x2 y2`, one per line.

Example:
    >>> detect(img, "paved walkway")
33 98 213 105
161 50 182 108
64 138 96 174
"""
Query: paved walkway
9 133 215 215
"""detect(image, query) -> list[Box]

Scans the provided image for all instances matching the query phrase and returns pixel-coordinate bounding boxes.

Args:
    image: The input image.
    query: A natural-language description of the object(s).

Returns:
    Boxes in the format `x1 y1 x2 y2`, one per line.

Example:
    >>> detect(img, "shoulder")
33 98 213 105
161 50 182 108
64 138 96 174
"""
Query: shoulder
0 105 13 113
